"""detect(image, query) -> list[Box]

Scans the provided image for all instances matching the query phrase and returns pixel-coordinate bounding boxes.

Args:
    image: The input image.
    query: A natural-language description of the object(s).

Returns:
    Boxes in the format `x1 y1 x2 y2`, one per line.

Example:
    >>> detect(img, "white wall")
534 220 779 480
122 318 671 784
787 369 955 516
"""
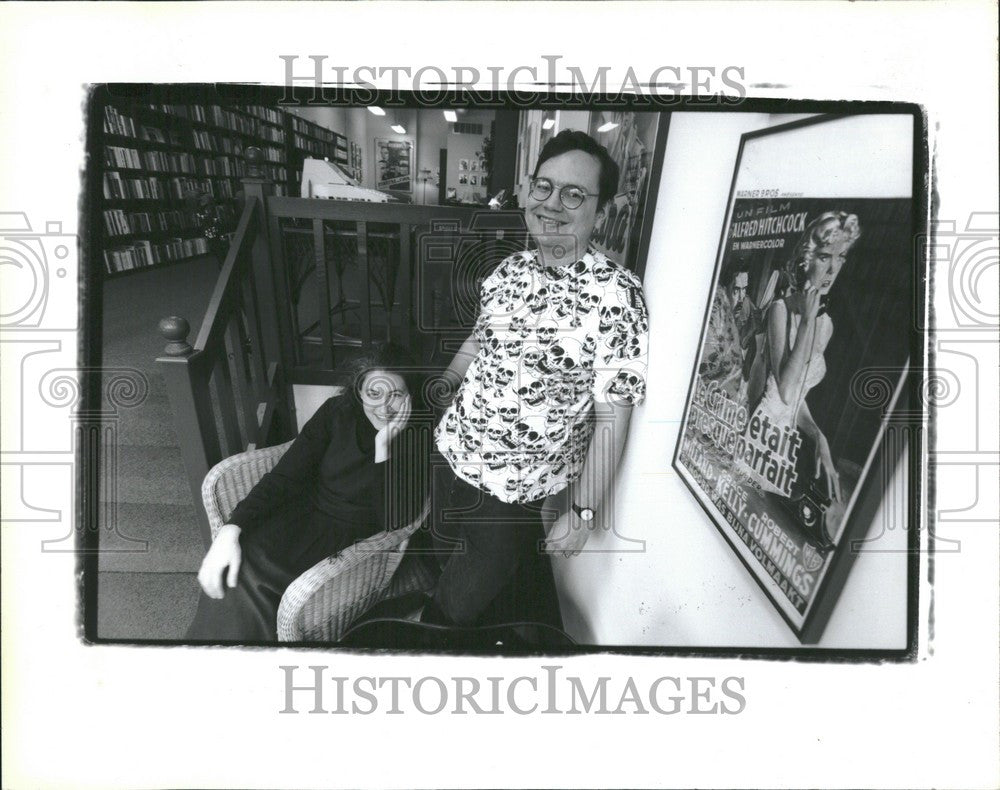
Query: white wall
553 109 591 133
551 113 909 649
443 109 495 203
417 110 449 205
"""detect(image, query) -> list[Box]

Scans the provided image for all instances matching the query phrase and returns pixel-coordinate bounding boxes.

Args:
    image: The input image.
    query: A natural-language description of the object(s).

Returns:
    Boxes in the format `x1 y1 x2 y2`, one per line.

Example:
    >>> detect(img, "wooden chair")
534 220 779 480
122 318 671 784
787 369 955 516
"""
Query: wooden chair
200 441 434 642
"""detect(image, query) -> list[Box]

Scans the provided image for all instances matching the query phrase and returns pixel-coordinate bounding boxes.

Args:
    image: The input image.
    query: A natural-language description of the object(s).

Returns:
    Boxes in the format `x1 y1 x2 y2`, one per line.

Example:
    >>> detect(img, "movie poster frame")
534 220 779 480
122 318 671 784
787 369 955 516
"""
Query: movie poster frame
671 112 925 644
374 137 413 193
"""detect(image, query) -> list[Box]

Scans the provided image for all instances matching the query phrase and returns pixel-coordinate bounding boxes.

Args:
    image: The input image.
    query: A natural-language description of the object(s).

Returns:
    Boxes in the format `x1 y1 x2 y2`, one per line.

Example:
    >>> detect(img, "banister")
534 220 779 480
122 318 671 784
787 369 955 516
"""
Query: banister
267 196 486 224
193 199 259 354
156 181 281 546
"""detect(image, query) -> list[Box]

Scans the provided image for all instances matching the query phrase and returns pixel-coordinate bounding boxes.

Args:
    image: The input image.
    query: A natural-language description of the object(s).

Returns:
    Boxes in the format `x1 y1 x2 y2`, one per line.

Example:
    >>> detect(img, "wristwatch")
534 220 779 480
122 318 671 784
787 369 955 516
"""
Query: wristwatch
572 503 596 522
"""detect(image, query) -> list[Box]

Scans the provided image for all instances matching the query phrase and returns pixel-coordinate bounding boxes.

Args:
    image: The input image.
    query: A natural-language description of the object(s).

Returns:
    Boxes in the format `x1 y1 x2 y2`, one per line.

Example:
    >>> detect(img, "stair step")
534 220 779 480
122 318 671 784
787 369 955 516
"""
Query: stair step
97 571 200 640
98 501 205 573
111 444 191 505
112 397 180 448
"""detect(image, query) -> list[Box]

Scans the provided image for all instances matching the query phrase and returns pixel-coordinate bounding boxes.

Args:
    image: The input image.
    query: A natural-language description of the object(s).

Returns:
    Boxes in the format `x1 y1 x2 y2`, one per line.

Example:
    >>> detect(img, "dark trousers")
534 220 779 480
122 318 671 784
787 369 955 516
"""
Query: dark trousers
427 459 563 629
186 502 375 643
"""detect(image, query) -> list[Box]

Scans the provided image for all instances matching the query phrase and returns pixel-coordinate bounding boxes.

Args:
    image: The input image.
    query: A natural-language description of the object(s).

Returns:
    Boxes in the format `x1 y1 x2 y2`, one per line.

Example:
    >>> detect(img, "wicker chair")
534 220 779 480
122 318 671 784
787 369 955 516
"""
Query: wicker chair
201 441 434 642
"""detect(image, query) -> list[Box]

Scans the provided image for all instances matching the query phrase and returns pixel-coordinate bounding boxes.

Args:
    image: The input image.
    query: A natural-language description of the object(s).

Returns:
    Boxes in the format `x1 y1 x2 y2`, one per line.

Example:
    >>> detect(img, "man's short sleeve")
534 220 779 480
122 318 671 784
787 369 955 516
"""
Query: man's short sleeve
592 270 649 407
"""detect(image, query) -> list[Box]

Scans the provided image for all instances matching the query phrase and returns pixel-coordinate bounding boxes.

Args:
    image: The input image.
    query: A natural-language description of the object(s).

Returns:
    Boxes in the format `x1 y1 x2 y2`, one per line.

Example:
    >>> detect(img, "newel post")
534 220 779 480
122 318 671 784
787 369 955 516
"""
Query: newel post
156 315 218 547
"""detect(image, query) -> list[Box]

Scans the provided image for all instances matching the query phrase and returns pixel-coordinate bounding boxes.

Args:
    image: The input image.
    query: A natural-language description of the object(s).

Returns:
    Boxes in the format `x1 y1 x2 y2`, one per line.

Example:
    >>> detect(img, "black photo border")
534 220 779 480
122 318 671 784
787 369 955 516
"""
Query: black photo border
78 86 928 661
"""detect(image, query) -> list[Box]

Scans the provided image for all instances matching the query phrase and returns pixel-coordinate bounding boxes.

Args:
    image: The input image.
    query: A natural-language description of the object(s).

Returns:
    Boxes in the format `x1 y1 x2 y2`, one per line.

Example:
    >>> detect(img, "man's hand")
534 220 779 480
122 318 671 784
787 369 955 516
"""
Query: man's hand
196 524 242 599
543 510 596 557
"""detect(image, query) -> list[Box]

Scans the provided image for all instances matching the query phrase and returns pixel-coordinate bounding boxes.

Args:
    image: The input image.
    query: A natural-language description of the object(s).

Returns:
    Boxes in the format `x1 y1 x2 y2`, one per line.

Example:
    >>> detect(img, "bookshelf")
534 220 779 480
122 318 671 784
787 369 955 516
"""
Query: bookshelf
99 98 291 276
285 113 359 192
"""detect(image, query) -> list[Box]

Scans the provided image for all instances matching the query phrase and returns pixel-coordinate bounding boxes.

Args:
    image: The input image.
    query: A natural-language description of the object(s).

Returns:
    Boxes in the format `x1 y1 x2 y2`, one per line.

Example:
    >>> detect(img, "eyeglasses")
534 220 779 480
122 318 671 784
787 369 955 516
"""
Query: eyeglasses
529 177 599 210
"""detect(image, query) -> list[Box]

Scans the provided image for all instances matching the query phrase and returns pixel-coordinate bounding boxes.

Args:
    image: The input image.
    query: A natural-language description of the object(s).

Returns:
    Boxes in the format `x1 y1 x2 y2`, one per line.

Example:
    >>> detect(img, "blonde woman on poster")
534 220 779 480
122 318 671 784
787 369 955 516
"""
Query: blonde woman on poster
741 211 862 506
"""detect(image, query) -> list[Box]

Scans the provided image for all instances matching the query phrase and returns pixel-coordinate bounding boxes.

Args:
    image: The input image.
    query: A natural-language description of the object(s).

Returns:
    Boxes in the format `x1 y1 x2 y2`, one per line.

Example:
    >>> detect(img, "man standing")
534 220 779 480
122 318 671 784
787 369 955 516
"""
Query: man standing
427 130 649 628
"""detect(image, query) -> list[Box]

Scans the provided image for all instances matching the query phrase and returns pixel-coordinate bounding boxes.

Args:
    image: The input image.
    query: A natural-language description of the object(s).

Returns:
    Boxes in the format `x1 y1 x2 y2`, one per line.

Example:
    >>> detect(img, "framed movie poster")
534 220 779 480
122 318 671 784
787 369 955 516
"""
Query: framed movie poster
375 138 412 193
673 114 920 642
587 110 668 278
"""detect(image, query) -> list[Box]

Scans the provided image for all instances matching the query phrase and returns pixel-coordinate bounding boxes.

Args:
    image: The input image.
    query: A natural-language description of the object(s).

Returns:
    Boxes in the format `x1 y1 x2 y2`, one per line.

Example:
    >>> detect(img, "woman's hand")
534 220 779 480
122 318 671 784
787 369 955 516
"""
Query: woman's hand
814 434 843 503
197 524 242 599
801 282 822 325
375 394 411 462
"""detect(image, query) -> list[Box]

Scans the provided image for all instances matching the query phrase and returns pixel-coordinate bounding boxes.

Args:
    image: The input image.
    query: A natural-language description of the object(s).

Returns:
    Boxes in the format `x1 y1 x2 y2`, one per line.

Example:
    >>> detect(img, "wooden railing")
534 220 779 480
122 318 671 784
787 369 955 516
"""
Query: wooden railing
264 197 528 380
157 161 292 545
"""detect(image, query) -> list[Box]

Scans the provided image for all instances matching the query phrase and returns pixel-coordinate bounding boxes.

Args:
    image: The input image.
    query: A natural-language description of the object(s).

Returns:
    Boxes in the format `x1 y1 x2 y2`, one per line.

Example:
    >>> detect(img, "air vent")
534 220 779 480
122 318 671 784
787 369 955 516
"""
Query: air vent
452 122 483 135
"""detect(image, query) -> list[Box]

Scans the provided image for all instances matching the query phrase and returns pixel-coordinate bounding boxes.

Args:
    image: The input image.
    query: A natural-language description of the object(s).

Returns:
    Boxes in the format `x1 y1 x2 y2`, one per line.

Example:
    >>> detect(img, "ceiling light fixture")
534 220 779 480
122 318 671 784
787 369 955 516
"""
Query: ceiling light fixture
542 118 556 130
367 106 386 116
596 121 619 133
443 110 458 123
391 123 406 134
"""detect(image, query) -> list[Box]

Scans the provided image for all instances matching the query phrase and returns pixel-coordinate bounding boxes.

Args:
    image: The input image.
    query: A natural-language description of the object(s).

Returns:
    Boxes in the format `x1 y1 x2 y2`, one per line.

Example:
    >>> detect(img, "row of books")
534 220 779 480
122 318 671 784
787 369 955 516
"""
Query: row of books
258 145 285 163
154 103 212 124
152 102 288 141
104 145 144 170
258 124 285 144
167 176 237 201
289 114 340 142
104 111 188 152
103 207 202 237
103 171 245 201
244 105 284 126
109 147 290 181
111 103 356 166
191 130 284 161
103 236 210 273
136 124 186 148
293 132 340 159
103 172 165 200
192 129 245 156
103 105 138 138
209 105 263 137
255 164 290 182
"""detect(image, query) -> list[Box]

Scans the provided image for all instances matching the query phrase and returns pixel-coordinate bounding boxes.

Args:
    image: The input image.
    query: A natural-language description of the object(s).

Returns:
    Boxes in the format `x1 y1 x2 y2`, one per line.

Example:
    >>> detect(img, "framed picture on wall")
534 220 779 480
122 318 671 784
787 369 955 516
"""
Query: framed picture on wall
586 111 668 278
375 138 412 193
672 113 922 643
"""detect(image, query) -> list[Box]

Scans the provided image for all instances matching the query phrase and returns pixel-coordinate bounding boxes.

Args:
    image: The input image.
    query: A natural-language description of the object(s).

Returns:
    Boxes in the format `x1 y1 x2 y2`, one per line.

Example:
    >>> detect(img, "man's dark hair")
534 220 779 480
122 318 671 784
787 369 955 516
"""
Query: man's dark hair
721 267 750 288
532 129 620 211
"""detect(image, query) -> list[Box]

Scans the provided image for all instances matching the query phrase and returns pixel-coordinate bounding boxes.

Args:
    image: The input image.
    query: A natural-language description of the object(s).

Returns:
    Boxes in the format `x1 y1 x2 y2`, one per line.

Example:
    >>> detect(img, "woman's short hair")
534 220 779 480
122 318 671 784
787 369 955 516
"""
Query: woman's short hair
532 129 620 211
339 342 423 410
785 210 862 289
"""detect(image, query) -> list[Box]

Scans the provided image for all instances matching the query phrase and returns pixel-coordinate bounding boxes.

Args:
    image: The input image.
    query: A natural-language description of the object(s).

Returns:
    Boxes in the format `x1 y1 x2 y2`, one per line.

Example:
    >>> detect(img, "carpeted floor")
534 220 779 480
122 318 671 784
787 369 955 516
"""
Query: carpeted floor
98 255 220 639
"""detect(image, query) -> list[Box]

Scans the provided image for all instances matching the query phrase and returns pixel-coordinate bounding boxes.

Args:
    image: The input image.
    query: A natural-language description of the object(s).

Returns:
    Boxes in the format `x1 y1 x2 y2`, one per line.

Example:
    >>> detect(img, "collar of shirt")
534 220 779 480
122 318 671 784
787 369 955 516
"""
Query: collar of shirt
528 244 600 275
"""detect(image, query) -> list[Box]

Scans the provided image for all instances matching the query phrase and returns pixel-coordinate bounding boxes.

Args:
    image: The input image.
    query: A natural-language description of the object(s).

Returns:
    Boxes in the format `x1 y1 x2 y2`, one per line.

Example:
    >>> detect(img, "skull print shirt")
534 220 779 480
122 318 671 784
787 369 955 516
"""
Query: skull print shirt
435 247 649 504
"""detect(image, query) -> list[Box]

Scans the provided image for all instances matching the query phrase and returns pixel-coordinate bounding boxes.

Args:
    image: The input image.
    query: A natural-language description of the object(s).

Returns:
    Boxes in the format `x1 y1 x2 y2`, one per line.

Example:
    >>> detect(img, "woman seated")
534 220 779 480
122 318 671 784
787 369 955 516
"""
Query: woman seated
186 343 426 642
